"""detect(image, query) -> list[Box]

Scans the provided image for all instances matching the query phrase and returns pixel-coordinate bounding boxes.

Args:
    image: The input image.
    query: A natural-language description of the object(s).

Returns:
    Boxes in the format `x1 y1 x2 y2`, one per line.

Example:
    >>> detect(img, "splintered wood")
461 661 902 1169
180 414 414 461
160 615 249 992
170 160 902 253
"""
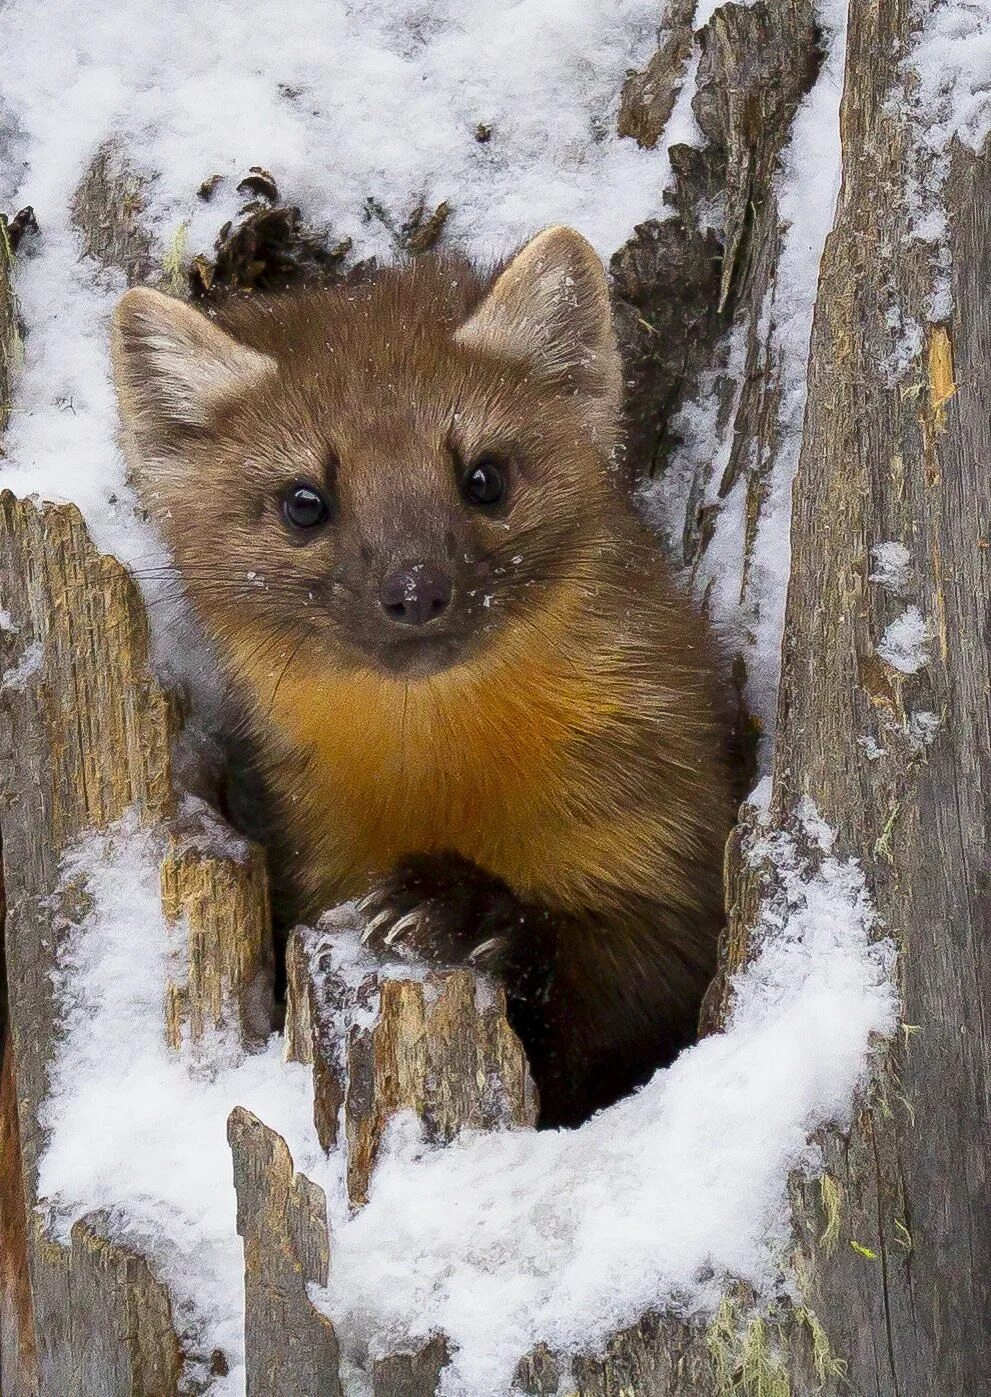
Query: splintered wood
162 834 273 1054
228 1108 342 1397
0 494 185 1394
344 971 538 1206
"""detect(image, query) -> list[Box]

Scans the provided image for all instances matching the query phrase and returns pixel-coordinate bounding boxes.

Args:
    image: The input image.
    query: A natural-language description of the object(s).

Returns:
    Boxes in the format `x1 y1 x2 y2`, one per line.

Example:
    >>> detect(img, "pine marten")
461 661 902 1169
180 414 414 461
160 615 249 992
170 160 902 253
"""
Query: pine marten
112 227 735 1127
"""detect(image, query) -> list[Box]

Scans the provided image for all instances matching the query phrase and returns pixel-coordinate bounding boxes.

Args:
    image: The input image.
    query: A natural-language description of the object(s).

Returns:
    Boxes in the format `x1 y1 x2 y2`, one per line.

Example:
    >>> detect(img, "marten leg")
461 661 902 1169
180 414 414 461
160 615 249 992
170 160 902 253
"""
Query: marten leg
359 851 716 1127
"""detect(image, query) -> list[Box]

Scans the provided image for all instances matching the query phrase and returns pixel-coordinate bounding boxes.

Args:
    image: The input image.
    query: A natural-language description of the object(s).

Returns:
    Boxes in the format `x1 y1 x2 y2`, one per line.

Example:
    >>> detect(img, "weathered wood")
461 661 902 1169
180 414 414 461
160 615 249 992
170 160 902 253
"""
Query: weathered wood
71 144 156 287
161 826 273 1056
372 1336 449 1397
345 970 538 1207
0 493 184 1393
751 0 991 1390
283 928 316 1068
700 799 766 1032
30 1214 183 1397
613 0 822 764
0 213 21 435
617 0 696 150
228 1107 342 1397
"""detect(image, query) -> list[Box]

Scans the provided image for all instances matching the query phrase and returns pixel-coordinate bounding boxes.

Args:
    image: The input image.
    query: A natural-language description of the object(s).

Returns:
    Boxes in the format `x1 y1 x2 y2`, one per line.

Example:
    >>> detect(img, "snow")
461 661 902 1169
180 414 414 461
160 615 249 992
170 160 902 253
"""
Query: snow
876 605 930 675
38 800 896 1396
0 0 670 570
870 541 912 595
0 637 44 691
907 709 940 749
319 805 895 1396
37 816 323 1397
900 1 991 319
906 2 991 158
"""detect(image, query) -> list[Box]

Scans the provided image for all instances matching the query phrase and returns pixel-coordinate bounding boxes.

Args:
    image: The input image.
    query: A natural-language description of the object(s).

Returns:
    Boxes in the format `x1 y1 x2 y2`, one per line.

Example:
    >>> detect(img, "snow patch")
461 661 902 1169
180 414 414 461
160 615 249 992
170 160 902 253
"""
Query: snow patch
37 816 322 1397
907 708 940 749
900 1 991 317
869 541 912 595
38 802 896 1396
641 0 848 748
1 638 44 691
876 605 930 674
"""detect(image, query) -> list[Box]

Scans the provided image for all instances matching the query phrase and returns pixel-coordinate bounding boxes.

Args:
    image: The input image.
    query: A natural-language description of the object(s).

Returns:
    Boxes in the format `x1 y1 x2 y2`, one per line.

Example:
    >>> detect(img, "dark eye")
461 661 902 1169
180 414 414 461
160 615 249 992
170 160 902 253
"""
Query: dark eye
282 481 331 531
461 456 506 508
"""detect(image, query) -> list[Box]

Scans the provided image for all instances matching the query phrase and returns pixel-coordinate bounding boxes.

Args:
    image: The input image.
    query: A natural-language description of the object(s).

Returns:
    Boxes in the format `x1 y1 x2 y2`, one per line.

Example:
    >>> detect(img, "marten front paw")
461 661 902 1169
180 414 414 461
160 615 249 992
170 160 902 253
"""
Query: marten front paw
357 851 520 970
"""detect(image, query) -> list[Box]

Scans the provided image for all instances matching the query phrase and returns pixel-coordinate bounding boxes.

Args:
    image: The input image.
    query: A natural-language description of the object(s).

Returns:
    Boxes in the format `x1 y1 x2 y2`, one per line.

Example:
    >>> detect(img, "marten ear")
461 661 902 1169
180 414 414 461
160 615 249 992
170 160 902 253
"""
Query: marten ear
112 288 276 444
455 226 621 434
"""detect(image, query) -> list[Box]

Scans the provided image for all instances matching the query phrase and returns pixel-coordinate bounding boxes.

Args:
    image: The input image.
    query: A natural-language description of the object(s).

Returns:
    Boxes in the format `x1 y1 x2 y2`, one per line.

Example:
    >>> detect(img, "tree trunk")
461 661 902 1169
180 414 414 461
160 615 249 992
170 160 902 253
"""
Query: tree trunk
2 0 989 1392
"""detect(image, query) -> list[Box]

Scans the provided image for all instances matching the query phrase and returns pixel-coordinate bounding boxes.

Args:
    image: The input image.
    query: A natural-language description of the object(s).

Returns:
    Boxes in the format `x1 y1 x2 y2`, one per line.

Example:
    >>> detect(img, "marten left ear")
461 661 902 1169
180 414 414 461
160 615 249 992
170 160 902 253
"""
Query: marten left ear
455 226 621 438
112 287 277 449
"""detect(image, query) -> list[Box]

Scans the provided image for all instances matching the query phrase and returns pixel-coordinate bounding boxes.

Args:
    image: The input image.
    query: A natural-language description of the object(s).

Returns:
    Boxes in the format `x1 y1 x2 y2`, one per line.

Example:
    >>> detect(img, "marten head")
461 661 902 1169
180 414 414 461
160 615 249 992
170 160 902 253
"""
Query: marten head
113 227 623 687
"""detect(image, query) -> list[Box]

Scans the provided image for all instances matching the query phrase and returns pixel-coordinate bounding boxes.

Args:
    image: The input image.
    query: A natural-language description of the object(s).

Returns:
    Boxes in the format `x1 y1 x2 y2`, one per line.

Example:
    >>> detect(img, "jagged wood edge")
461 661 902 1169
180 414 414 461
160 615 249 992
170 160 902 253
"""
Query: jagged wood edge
228 1108 342 1397
0 146 277 1394
0 493 183 1396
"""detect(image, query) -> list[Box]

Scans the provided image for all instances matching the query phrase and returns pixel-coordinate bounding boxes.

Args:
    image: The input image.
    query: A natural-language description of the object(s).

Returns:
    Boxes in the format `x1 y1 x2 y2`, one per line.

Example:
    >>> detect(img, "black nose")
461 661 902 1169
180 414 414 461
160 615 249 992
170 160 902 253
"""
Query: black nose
379 562 452 627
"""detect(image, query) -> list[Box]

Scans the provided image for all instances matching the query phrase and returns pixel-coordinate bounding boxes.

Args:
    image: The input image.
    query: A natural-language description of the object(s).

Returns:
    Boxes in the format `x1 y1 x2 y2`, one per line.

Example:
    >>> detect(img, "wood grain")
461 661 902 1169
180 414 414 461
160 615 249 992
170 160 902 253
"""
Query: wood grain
228 1107 342 1397
762 0 991 1388
161 831 273 1055
345 970 538 1207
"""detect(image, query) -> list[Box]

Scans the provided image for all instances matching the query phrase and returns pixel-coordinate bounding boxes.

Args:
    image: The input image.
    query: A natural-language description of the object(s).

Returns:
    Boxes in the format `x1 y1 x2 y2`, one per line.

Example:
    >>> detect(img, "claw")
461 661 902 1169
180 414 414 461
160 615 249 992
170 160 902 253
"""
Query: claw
355 889 381 918
361 908 396 944
383 909 424 947
468 935 506 965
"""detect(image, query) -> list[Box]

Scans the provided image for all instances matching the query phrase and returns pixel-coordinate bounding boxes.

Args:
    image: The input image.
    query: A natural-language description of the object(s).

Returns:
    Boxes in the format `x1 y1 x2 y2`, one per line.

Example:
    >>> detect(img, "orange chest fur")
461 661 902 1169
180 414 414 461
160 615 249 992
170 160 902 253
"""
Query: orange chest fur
250 650 643 906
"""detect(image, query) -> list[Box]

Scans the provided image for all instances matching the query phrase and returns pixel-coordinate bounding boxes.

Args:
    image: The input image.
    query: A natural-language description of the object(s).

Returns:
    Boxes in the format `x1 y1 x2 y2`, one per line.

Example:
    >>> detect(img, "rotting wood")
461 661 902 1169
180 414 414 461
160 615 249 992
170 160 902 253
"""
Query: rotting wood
0 491 184 1395
612 0 822 770
71 143 157 286
285 933 539 1207
5 0 987 1389
228 1107 342 1397
617 0 697 150
0 151 278 1393
0 213 21 436
283 927 347 1151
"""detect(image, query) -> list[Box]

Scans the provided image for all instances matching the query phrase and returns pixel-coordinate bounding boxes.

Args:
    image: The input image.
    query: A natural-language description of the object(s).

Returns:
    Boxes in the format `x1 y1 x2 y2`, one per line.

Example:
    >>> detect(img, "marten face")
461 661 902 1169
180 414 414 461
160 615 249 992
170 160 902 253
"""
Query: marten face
113 227 623 683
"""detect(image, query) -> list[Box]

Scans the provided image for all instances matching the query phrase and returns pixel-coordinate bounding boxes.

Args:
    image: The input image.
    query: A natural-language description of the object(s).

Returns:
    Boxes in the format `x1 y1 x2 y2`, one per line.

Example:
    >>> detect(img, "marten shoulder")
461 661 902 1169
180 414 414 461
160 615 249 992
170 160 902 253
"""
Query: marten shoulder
113 227 735 1126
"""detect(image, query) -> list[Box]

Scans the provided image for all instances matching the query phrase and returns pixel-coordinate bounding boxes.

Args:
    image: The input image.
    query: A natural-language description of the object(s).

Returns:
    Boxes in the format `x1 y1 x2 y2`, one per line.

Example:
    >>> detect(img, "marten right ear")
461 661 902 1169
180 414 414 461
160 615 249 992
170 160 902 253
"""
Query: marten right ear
455 226 621 439
112 288 276 447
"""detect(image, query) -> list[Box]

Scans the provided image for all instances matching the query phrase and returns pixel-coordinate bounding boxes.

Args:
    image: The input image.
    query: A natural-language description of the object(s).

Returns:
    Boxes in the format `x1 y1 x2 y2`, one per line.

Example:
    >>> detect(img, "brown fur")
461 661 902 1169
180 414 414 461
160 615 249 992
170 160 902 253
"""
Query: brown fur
112 228 735 1125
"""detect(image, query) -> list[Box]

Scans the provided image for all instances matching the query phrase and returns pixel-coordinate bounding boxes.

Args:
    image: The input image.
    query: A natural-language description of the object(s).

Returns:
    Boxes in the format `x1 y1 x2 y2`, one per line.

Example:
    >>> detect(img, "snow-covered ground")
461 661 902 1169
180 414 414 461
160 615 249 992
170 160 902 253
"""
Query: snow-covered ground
0 0 921 1392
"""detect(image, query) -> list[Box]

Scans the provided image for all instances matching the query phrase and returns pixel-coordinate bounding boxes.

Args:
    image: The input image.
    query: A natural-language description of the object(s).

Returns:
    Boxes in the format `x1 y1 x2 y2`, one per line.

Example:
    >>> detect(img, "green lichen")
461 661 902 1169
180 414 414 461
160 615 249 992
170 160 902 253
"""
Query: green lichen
819 1173 842 1256
707 1297 741 1393
739 1318 791 1397
706 1301 792 1397
796 1308 847 1387
162 220 189 295
849 1240 877 1261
